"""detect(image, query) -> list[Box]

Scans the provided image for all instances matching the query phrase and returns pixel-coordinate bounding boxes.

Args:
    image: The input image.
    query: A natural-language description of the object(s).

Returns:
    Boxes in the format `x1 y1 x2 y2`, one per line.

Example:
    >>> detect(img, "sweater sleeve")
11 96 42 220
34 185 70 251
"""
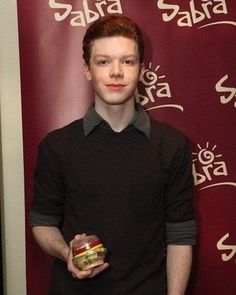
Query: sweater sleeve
164 137 197 244
165 138 194 222
29 135 65 227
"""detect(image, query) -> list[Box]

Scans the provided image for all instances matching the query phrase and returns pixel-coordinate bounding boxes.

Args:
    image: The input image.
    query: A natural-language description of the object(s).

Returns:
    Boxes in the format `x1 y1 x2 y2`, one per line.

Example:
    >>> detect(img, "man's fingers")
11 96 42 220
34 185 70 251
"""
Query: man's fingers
72 263 109 279
70 233 86 247
72 268 94 279
88 263 109 278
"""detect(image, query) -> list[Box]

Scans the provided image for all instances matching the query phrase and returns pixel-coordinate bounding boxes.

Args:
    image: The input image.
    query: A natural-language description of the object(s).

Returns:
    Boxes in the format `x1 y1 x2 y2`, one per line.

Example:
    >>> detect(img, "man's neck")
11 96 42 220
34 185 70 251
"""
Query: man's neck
94 99 136 133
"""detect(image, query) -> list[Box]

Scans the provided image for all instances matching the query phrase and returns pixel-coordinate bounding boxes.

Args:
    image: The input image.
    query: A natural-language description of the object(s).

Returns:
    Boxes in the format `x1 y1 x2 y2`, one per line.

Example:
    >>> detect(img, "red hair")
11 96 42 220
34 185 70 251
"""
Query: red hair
83 15 144 65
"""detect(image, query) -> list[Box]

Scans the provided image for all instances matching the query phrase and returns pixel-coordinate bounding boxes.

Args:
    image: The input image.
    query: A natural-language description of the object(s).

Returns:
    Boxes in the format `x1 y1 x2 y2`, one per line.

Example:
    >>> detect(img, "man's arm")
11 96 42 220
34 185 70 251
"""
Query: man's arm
32 226 69 262
32 226 109 279
166 245 192 295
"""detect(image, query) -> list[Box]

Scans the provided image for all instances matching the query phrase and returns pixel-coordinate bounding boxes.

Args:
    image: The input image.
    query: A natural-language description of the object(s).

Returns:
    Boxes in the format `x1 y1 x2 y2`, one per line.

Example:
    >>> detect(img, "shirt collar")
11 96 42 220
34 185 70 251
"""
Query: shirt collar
83 103 150 139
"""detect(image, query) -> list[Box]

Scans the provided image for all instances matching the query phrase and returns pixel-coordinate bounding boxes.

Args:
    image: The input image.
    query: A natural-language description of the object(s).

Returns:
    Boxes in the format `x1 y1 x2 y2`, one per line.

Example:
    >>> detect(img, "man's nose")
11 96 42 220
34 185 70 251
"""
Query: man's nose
110 61 124 77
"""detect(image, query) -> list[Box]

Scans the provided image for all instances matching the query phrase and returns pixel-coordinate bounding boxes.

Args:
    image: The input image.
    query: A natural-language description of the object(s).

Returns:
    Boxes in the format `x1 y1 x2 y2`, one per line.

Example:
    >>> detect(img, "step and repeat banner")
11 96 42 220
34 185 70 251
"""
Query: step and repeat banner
17 1 236 294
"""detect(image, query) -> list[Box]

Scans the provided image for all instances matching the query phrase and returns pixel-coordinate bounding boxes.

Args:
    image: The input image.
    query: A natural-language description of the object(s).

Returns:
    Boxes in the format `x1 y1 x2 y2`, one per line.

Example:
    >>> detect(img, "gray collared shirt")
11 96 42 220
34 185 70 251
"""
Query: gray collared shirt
83 103 150 138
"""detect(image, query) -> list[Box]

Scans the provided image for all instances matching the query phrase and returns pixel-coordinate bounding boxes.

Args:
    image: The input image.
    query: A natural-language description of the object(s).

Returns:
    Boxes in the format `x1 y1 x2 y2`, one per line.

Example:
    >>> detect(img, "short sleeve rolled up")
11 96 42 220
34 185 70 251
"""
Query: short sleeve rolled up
30 136 65 227
165 138 195 224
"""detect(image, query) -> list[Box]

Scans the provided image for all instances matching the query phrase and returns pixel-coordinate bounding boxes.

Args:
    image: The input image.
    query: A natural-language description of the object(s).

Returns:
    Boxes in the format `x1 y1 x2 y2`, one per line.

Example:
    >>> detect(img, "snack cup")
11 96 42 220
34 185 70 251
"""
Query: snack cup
72 235 107 271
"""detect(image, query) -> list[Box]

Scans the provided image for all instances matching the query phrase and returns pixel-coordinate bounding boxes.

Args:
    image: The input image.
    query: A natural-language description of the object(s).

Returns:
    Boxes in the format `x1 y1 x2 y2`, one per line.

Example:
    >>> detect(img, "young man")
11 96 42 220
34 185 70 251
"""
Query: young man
30 16 197 295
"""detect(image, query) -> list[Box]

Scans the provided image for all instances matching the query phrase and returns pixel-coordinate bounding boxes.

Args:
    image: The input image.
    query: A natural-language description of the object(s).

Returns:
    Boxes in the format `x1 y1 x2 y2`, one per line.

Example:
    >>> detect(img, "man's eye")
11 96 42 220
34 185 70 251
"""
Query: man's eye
123 59 135 65
97 60 108 65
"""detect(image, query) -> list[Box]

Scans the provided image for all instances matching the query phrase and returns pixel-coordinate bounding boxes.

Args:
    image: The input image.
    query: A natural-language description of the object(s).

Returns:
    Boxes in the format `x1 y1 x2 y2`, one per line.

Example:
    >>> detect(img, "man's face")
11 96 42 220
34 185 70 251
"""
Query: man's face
84 36 143 106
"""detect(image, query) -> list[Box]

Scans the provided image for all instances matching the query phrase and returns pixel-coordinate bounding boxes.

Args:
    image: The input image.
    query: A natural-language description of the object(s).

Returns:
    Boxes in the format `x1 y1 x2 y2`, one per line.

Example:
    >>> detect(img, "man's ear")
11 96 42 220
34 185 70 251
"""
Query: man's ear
84 63 92 80
139 63 145 81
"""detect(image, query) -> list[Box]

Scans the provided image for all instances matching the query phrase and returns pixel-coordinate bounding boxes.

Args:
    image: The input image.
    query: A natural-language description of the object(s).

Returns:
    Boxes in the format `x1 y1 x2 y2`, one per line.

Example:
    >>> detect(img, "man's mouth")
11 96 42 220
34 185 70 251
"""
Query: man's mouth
106 84 126 90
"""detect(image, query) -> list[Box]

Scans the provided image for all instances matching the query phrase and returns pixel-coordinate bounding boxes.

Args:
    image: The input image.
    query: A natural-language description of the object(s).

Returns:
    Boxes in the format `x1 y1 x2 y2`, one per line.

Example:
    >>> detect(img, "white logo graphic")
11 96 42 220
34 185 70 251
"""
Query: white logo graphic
215 74 236 108
156 0 236 29
135 63 184 112
49 0 123 27
217 233 236 262
192 142 236 190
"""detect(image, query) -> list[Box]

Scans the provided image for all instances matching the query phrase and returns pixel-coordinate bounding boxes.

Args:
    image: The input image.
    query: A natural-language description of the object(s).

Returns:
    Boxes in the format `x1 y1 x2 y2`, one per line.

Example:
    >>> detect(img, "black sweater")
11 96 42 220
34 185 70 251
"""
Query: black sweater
32 117 195 295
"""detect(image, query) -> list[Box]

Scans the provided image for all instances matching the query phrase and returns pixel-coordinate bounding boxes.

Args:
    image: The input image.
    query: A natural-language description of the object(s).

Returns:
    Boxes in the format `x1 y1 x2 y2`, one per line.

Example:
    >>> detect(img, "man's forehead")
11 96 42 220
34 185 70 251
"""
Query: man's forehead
92 35 136 43
90 36 138 55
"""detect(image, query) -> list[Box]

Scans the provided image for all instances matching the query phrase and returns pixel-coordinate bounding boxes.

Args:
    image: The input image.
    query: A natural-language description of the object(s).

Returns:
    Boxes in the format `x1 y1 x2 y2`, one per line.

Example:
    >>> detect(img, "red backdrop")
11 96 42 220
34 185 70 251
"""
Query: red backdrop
17 1 236 294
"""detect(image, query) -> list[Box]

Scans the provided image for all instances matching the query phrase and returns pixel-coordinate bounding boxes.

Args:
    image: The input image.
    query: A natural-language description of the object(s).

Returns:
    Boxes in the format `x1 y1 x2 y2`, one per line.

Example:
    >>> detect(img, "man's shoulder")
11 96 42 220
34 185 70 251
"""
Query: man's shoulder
40 118 84 149
49 118 83 137
150 118 189 147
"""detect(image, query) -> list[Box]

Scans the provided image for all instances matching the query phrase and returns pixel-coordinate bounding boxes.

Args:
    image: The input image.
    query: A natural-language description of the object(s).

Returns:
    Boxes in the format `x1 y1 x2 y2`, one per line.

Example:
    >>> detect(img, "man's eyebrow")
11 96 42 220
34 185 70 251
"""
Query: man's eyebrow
93 54 137 58
94 54 109 58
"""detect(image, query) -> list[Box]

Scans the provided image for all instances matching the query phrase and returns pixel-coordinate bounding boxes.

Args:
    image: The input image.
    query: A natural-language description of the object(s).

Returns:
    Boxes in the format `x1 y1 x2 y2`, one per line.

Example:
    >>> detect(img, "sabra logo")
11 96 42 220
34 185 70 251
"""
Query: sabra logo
217 233 236 262
48 0 122 27
156 0 236 29
215 74 236 108
135 63 184 112
192 142 236 190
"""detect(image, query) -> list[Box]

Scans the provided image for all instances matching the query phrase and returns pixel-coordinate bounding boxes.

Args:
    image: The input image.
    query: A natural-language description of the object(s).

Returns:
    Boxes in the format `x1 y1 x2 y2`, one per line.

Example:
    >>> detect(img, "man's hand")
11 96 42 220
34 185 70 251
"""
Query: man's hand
67 233 109 279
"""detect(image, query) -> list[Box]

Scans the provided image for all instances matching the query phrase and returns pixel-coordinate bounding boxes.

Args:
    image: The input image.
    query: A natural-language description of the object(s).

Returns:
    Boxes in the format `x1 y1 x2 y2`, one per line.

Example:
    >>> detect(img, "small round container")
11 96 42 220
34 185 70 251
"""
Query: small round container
72 235 107 271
